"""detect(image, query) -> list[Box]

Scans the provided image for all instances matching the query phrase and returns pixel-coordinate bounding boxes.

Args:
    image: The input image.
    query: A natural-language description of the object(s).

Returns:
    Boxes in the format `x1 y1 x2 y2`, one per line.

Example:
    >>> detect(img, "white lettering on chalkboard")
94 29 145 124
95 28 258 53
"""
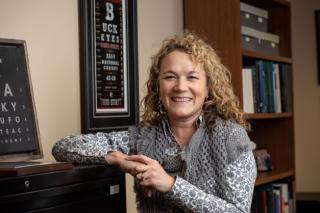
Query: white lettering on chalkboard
0 102 17 112
0 116 21 124
105 2 114 21
0 137 23 144
0 128 22 135
4 83 13 97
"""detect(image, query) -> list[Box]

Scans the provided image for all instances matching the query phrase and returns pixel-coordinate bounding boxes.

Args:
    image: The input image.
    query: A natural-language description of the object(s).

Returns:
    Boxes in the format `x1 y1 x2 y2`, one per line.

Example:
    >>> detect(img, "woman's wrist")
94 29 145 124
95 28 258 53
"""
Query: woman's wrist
165 175 176 193
105 151 121 165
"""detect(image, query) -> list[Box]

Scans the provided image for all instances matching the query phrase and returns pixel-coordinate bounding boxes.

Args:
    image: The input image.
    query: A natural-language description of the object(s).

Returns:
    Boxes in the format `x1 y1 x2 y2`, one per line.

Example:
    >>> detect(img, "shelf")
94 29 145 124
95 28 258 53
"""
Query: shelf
242 50 292 64
273 0 291 7
255 170 294 186
245 112 293 119
242 0 290 8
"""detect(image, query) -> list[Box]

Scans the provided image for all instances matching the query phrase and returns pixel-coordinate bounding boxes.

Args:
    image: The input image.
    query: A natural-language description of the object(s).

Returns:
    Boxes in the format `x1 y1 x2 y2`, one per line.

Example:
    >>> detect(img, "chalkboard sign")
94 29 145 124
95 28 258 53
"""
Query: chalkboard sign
0 39 42 162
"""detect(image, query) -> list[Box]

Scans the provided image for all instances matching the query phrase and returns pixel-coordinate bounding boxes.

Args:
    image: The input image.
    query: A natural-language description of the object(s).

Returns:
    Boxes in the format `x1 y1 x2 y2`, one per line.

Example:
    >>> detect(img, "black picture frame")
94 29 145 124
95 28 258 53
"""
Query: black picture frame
315 10 320 85
79 0 139 133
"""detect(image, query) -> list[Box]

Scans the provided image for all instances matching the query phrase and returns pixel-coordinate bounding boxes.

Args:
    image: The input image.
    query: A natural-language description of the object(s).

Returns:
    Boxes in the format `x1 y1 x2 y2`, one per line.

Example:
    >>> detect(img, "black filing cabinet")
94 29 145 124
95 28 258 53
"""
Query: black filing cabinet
0 165 126 213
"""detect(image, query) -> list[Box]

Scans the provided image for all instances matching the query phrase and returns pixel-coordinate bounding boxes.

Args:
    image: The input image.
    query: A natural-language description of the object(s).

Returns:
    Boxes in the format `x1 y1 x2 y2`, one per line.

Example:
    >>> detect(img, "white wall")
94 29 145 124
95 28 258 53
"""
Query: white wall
0 0 81 161
291 0 320 192
0 0 183 212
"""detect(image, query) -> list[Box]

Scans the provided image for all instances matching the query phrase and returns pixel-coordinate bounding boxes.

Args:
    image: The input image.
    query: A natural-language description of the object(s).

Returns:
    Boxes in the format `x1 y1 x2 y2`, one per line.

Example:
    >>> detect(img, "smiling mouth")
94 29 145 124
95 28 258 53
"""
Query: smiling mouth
171 97 192 102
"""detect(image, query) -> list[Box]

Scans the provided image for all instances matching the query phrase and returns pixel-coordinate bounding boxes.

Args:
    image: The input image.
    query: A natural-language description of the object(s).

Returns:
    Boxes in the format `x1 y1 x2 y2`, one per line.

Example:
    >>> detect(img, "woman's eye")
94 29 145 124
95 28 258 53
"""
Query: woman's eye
163 75 175 80
188 76 199 80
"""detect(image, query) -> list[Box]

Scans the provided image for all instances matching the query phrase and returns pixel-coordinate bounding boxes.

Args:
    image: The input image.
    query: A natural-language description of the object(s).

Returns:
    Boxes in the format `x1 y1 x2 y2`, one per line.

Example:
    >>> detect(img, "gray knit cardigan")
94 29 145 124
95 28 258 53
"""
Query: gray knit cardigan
52 118 257 213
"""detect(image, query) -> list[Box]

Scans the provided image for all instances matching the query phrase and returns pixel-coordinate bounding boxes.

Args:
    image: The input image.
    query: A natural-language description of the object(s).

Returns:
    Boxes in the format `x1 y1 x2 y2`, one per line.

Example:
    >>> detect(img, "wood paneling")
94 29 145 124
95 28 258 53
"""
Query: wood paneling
184 0 243 101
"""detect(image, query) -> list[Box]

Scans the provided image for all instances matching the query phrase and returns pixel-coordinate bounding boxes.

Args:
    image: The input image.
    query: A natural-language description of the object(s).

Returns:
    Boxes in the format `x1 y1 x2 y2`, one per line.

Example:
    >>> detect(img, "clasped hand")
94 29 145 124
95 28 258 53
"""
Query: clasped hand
105 152 175 197
126 155 175 194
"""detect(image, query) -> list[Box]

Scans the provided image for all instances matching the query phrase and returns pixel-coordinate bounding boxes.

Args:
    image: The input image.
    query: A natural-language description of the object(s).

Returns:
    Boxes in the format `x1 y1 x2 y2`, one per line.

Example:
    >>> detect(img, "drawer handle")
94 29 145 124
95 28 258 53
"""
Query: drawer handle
109 184 119 195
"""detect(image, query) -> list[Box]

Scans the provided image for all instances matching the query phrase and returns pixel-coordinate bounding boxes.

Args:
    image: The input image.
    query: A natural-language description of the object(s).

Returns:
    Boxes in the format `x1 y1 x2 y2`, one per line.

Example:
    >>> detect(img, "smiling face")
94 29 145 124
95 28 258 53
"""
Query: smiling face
159 50 209 123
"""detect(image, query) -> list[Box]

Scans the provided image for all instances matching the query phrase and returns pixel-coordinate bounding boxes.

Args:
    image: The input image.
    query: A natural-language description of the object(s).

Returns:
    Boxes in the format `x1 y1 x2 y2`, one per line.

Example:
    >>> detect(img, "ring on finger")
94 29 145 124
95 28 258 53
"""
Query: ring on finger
138 172 143 181
141 173 147 181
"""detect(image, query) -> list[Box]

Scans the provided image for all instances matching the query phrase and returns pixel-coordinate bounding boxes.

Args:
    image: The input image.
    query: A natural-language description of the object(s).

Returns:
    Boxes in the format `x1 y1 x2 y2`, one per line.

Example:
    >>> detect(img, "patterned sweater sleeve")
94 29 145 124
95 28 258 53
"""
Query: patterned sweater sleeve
165 151 256 213
52 131 130 164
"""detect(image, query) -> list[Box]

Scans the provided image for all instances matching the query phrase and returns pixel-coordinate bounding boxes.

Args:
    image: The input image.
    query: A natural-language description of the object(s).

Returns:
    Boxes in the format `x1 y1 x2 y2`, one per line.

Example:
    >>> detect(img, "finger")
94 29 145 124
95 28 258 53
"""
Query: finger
126 155 153 164
143 187 153 197
139 178 149 186
143 187 149 197
138 173 151 186
132 165 148 174
136 172 144 181
130 167 138 176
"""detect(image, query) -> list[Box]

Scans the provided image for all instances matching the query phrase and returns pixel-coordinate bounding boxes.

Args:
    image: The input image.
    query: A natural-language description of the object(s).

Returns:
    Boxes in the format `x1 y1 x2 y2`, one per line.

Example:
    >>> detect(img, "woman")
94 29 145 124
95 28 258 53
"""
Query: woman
52 33 257 212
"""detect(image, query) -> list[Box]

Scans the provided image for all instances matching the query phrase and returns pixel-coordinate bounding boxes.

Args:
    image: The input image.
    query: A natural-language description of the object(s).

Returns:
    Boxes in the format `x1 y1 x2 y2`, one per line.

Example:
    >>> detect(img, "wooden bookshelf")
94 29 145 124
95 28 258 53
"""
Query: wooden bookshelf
184 0 295 211
256 170 294 186
242 50 292 64
246 112 293 119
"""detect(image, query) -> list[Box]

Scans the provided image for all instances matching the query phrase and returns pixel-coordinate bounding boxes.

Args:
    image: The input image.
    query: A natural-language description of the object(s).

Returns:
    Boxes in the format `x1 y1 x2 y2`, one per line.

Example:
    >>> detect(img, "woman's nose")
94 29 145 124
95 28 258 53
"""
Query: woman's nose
174 78 188 91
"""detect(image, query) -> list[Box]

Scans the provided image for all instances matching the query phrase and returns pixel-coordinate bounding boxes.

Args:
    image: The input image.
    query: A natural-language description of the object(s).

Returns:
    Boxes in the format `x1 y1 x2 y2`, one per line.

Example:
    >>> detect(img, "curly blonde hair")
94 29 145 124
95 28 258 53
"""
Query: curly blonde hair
141 32 248 129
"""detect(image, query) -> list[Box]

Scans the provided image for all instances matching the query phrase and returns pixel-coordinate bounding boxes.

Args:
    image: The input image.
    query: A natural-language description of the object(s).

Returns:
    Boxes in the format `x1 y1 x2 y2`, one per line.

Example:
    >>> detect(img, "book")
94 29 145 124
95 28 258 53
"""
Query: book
251 191 258 213
253 184 275 213
266 187 275 213
273 183 289 213
279 64 293 112
272 63 282 113
272 186 282 213
265 61 275 112
262 190 267 213
242 68 254 113
251 65 260 113
257 60 268 113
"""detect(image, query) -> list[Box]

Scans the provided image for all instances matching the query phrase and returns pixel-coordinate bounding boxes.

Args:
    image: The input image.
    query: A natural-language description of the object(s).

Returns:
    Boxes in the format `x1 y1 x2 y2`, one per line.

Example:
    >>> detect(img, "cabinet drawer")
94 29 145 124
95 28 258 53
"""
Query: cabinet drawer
0 176 126 213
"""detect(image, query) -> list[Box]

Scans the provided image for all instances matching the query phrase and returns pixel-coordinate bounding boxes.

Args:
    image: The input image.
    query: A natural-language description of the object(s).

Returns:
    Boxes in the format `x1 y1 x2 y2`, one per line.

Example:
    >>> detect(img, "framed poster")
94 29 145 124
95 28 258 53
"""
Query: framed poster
0 39 43 162
315 10 320 85
79 0 139 133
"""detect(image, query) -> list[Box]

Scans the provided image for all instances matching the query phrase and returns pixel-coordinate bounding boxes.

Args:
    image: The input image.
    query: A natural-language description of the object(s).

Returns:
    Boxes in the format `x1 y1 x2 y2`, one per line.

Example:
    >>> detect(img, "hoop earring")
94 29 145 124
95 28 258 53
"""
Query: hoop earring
197 114 204 126
158 98 166 114
204 95 210 104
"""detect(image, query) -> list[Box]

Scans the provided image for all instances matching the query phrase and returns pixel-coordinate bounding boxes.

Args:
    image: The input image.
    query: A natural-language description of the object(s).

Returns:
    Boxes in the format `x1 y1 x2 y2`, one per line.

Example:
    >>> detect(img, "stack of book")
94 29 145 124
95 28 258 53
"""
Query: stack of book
242 60 292 113
251 182 293 213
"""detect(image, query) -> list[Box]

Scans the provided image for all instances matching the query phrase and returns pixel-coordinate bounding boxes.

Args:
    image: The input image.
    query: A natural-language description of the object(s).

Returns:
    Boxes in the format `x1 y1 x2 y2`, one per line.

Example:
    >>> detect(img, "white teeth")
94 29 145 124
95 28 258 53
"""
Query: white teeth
172 97 191 102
